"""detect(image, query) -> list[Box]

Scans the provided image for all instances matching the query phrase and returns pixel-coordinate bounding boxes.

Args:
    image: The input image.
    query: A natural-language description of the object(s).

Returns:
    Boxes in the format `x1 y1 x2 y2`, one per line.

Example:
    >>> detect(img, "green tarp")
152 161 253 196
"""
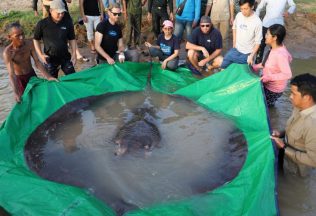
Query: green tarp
0 62 277 215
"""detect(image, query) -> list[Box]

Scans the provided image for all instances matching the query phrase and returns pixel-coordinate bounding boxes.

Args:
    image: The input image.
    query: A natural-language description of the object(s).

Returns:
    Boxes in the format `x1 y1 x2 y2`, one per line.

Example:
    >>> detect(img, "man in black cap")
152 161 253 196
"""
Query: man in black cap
186 15 222 76
33 0 76 78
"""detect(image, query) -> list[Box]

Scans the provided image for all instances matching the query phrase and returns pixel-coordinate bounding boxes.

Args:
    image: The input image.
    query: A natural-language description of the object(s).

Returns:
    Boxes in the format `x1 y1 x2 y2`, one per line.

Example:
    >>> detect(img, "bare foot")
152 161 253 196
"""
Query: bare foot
201 69 214 77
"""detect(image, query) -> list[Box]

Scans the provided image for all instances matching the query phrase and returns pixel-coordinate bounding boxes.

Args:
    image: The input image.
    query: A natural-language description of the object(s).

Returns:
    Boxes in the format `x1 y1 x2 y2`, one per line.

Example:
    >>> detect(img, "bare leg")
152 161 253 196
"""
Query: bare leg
89 39 95 53
75 42 89 62
187 50 202 72
208 55 223 71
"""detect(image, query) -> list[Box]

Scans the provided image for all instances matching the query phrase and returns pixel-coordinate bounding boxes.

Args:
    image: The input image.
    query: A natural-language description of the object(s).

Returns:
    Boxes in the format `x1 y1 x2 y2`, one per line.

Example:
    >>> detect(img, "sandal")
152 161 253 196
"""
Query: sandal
77 56 90 62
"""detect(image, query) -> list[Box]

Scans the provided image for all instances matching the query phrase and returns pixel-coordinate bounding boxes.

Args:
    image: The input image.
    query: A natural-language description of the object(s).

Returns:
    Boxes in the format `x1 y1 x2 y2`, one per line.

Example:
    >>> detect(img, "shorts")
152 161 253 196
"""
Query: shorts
45 58 75 78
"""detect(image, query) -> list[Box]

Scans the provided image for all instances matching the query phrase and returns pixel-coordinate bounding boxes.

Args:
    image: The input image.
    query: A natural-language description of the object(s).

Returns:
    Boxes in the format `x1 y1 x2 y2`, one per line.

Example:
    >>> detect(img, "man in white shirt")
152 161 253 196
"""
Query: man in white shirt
219 0 262 69
255 0 296 63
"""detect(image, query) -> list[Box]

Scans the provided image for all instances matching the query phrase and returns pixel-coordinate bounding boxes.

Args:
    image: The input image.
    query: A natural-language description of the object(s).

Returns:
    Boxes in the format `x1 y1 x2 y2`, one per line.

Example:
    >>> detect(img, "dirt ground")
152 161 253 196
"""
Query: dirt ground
1 0 316 58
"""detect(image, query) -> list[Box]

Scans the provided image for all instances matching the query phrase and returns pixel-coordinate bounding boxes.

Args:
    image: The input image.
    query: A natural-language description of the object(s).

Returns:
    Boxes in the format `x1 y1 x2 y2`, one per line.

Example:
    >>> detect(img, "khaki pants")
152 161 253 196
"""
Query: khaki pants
42 0 52 18
212 20 230 50
126 13 142 47
42 4 50 18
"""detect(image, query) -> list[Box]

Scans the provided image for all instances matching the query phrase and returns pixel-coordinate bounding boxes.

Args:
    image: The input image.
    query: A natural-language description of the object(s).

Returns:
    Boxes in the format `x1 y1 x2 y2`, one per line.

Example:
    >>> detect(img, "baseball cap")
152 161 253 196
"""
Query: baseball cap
50 0 67 13
200 16 211 24
163 20 173 28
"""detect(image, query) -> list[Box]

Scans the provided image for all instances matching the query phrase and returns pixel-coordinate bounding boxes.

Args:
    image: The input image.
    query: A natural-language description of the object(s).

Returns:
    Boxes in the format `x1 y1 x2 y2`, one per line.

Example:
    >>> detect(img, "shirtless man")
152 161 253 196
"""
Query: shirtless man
3 22 57 103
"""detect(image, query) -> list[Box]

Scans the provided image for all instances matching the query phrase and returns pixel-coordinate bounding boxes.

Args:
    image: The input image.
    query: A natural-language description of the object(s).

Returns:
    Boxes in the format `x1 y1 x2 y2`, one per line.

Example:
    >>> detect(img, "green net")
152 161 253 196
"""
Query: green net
0 62 277 215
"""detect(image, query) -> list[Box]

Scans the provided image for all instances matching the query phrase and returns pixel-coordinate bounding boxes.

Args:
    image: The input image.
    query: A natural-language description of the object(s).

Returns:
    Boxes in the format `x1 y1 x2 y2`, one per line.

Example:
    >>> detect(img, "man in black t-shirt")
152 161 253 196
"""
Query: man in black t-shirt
186 15 222 76
33 0 76 78
95 3 139 64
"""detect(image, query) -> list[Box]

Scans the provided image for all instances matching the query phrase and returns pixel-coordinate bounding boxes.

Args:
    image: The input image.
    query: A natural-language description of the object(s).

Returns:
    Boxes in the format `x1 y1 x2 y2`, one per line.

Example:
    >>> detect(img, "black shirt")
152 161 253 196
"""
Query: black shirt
83 0 101 16
189 27 223 54
148 0 173 13
34 16 75 59
96 19 123 59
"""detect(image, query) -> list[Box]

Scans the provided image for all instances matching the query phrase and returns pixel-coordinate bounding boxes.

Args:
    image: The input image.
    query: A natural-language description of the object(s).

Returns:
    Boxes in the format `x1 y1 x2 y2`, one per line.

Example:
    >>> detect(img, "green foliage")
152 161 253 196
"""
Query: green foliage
0 7 81 41
0 11 41 39
296 0 316 13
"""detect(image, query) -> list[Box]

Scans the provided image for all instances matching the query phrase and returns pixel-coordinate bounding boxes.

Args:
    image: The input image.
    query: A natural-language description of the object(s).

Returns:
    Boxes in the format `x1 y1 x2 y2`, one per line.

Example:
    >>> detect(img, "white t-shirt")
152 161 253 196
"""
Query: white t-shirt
233 12 262 54
255 0 296 28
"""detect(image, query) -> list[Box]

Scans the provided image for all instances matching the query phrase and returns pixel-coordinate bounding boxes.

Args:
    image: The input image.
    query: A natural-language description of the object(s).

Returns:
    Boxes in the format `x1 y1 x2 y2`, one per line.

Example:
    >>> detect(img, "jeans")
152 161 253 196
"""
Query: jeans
174 19 193 41
149 47 179 70
221 48 249 69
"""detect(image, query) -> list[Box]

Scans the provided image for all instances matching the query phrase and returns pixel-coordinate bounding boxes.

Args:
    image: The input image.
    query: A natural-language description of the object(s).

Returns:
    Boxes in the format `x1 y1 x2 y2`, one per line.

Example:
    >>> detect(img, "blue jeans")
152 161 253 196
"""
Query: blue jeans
149 47 179 71
221 48 249 69
174 19 193 41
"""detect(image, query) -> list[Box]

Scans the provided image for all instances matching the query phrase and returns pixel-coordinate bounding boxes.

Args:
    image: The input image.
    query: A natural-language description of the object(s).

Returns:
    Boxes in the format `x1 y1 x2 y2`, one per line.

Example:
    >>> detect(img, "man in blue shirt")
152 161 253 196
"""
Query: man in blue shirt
174 0 201 41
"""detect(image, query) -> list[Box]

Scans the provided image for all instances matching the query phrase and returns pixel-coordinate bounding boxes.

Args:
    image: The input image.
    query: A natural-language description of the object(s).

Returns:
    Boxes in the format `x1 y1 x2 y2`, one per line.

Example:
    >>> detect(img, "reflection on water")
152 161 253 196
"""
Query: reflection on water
25 91 247 214
0 58 15 123
0 56 316 215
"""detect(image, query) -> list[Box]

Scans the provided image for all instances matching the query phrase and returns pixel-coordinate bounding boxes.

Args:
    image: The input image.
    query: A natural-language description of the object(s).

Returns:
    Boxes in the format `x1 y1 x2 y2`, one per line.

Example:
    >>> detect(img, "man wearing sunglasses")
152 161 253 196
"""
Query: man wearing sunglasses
186 15 222 76
204 0 235 50
95 3 139 65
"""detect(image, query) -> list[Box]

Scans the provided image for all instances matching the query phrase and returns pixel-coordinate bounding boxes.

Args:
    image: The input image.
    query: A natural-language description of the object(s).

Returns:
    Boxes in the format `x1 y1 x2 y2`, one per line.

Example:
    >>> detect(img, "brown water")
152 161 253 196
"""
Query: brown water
24 91 246 214
0 56 316 215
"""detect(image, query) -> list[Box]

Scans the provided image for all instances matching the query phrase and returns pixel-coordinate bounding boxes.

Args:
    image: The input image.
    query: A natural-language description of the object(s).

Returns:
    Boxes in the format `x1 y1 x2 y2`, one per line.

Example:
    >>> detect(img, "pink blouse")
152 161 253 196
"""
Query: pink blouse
253 46 292 93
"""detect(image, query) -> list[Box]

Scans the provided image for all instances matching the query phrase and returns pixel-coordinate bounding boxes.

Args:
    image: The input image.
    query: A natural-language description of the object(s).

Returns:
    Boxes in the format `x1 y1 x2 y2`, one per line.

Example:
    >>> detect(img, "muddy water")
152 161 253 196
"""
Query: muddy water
0 56 316 215
25 91 246 214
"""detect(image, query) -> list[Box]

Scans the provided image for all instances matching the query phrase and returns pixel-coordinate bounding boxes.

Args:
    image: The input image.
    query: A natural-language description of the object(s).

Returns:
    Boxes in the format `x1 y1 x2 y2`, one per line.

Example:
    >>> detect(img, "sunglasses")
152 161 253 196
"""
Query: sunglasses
110 11 121 16
200 24 210 28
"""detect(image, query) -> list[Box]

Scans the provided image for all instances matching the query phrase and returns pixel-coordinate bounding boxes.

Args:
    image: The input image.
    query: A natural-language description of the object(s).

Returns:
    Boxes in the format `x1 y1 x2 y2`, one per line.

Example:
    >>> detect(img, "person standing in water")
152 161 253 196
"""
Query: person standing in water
3 22 57 103
271 73 316 177
252 24 292 107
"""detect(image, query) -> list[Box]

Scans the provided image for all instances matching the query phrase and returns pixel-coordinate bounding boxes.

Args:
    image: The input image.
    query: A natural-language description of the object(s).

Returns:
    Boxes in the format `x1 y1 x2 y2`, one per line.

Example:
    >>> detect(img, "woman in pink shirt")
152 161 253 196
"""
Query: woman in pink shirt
253 24 292 107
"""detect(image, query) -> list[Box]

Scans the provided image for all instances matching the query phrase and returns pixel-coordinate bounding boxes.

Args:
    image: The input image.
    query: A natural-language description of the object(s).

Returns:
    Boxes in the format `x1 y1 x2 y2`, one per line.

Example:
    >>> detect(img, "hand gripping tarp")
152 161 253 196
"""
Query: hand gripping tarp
0 62 278 215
